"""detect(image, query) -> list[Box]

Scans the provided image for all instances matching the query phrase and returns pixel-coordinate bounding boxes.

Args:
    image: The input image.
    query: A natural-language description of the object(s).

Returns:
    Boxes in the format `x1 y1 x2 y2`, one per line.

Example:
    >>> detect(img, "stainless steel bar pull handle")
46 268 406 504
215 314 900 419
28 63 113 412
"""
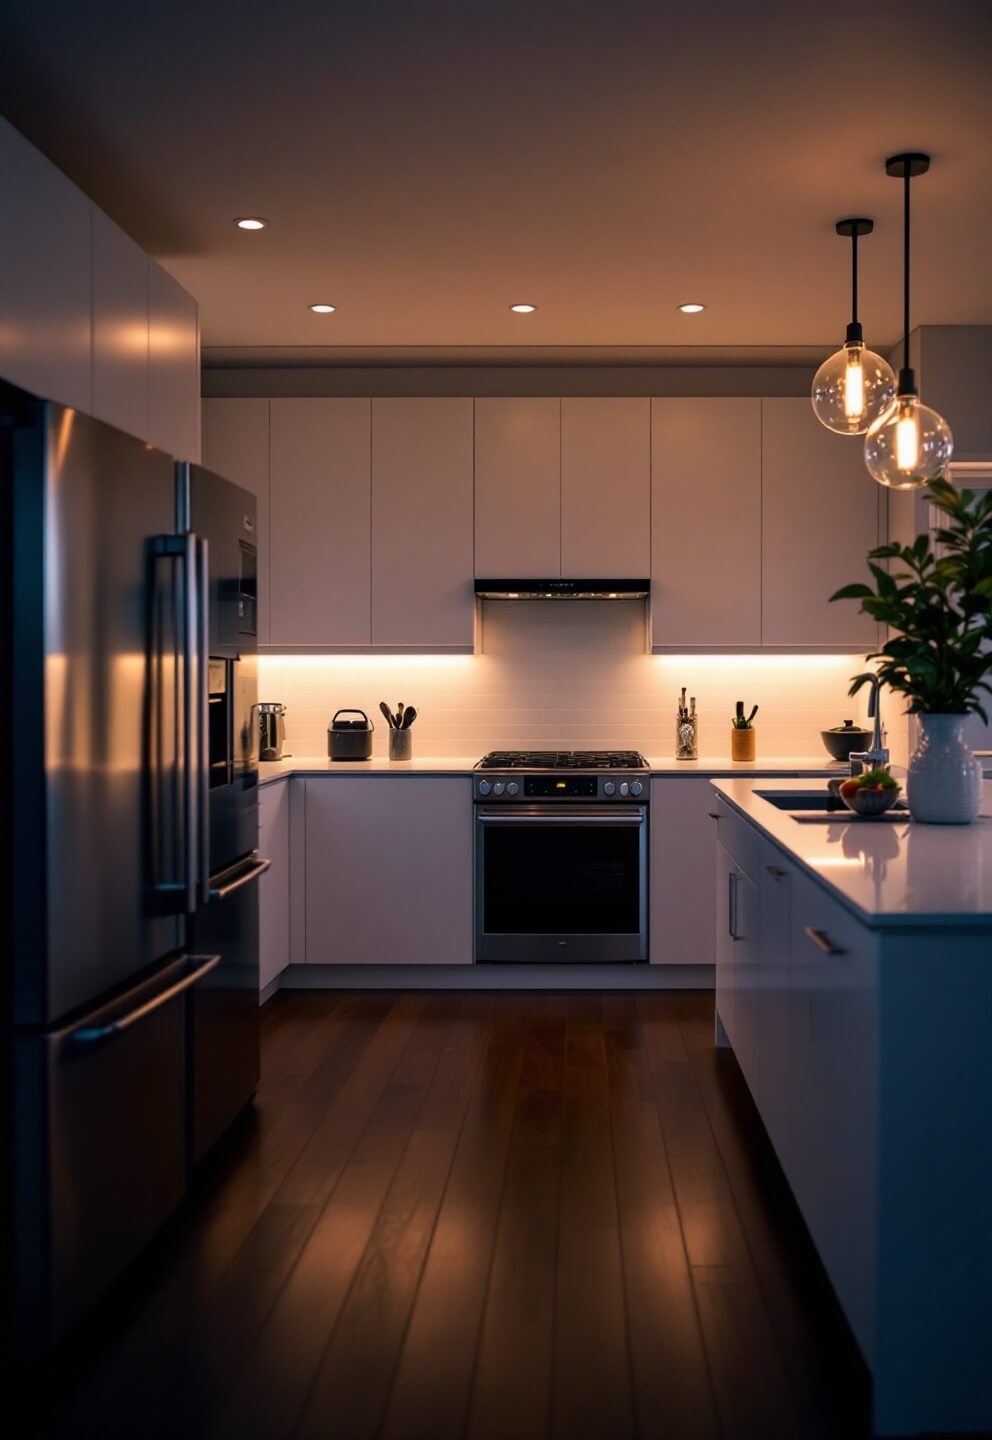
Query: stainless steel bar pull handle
70 954 220 1046
149 533 197 912
728 870 738 939
195 536 210 907
478 811 644 827
804 926 846 957
209 854 272 901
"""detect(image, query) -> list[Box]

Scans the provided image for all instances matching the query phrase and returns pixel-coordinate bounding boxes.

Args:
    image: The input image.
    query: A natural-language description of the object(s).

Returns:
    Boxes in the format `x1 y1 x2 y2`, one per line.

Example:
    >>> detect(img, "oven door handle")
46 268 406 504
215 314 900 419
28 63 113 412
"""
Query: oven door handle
477 811 644 826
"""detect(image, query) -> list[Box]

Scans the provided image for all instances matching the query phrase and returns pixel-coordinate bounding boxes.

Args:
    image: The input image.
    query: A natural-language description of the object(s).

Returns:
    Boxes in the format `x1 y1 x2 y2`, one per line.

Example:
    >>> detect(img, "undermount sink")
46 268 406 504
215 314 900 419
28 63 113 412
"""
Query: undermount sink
754 789 911 822
756 791 843 812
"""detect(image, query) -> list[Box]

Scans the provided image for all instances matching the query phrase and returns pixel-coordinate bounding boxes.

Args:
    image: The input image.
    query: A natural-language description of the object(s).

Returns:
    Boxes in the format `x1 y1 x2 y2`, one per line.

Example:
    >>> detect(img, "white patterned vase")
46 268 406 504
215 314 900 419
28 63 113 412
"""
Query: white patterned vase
906 714 983 825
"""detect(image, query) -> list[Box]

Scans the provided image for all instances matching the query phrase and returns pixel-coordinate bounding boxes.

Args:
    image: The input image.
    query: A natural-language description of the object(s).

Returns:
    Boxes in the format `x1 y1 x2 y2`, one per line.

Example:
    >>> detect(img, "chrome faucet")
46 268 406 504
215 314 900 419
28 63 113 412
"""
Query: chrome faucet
849 674 889 774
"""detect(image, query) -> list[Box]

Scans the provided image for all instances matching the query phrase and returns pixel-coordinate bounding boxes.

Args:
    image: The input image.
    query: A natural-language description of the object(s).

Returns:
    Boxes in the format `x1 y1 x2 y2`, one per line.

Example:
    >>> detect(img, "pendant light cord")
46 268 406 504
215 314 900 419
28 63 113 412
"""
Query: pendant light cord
851 228 859 328
903 168 911 363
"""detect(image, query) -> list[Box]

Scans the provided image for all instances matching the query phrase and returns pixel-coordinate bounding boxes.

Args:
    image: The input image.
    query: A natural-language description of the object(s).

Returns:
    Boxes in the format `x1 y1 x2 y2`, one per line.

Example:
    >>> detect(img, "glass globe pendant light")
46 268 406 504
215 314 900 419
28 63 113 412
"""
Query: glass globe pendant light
864 153 953 490
812 218 895 434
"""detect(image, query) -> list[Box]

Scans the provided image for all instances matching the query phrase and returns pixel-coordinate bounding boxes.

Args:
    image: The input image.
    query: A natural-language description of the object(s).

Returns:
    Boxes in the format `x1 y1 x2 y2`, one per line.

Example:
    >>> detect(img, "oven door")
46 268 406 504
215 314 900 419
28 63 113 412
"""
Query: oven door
475 805 648 963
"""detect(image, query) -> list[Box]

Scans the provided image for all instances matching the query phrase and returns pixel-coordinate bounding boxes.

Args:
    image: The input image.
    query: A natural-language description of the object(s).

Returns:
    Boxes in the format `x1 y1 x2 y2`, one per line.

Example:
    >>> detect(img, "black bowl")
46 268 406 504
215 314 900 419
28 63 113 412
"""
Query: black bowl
820 725 872 762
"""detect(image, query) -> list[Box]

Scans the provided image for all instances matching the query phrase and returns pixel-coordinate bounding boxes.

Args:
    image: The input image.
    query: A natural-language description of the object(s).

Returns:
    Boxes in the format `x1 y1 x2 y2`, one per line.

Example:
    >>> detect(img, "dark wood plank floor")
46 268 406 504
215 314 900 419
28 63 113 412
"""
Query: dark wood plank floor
26 990 879 1440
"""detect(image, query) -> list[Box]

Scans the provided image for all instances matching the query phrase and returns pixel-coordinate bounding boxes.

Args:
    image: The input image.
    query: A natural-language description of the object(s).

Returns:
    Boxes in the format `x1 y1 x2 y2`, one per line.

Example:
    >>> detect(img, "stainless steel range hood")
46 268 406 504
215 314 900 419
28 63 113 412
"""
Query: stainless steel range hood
474 578 650 600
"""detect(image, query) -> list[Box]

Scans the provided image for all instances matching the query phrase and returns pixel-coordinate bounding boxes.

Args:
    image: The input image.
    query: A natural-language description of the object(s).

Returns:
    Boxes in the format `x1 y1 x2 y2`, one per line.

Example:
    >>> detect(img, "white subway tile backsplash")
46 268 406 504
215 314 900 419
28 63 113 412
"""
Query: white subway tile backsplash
261 603 873 761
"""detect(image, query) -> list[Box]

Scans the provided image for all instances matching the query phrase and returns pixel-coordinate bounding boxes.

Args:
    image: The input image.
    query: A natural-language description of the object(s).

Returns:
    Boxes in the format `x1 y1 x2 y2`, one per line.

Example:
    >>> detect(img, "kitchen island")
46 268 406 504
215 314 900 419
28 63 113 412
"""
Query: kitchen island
710 777 992 1438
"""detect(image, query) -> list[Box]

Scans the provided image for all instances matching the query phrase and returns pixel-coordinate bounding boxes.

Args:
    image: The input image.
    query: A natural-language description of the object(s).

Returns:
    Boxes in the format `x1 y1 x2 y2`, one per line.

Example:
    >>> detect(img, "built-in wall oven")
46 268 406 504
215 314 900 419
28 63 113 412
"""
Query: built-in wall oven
474 751 649 963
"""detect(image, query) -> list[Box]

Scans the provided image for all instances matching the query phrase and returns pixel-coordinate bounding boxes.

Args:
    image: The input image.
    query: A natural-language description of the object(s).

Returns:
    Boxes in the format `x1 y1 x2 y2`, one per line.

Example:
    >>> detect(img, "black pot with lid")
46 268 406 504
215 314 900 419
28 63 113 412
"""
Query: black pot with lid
328 708 374 761
820 718 872 762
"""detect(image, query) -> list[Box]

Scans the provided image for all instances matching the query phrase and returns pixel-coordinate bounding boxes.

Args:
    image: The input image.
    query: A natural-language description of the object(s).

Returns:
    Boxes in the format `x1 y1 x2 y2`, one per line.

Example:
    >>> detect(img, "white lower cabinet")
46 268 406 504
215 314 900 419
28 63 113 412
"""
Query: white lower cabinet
303 777 473 965
258 780 291 993
756 838 792 1168
788 871 878 1360
650 778 723 965
715 802 879 1365
714 840 737 1045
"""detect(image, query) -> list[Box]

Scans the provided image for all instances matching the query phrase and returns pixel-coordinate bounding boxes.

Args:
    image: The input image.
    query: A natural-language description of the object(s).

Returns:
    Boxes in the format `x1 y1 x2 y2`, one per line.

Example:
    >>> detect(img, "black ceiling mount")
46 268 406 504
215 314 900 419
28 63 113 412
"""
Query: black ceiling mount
885 152 931 179
836 217 874 239
835 218 875 343
886 152 932 394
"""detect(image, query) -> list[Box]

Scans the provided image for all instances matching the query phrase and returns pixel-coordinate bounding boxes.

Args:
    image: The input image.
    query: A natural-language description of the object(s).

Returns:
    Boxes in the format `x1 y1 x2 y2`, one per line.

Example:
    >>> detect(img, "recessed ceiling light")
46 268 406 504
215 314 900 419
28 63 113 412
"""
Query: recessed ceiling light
234 217 267 230
309 303 337 314
509 303 537 313
678 302 706 313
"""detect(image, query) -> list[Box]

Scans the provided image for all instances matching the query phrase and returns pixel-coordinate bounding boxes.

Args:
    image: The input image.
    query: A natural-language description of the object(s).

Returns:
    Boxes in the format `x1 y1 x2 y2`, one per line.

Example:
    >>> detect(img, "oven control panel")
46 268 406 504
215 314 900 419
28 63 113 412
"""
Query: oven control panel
474 773 646 801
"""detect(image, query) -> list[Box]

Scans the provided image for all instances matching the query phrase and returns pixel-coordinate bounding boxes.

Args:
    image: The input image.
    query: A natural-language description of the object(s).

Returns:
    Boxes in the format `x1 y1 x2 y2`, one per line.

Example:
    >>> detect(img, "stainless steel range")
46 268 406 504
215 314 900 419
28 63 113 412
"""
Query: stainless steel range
473 751 649 964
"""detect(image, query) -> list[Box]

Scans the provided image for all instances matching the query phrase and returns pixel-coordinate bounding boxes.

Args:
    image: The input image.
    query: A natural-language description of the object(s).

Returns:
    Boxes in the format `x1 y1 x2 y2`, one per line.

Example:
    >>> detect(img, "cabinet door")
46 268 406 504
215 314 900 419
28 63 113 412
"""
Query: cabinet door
258 780 290 993
762 398 879 647
561 398 650 577
757 839 792 1168
304 778 473 965
202 399 271 644
91 208 149 441
789 875 878 1358
148 262 200 461
474 397 560 577
649 778 720 965
731 862 761 1098
714 840 737 1046
0 117 91 411
651 398 761 647
372 398 474 647
269 398 371 647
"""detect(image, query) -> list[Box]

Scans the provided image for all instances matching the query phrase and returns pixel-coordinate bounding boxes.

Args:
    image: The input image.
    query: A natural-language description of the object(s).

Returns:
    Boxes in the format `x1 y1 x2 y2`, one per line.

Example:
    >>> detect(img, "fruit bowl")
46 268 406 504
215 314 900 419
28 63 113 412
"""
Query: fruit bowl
839 778 902 818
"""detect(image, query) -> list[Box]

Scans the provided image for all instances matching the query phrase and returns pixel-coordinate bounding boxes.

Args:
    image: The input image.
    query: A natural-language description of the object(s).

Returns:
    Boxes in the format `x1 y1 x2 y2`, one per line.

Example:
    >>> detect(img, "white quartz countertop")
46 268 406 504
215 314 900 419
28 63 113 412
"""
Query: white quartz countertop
258 756 481 782
712 776 992 928
259 754 848 785
644 755 846 776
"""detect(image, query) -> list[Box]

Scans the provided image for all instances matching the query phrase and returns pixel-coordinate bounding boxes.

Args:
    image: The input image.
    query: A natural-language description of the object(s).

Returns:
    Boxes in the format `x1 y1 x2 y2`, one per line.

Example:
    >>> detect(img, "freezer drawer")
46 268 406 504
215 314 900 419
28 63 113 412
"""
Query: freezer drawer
13 953 218 1356
189 854 267 1164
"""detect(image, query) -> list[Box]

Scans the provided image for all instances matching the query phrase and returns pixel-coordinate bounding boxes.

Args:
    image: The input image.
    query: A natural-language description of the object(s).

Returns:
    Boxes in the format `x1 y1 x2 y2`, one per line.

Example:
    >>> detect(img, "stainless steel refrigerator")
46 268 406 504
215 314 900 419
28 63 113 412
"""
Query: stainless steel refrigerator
0 383 267 1360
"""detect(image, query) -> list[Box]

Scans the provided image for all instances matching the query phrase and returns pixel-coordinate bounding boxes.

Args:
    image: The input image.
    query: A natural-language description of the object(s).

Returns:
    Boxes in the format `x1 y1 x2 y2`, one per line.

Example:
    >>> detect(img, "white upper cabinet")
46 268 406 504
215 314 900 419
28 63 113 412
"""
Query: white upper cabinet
0 119 200 456
371 398 475 648
475 397 560 577
761 398 879 648
91 208 149 441
202 398 271 643
561 397 650 577
147 263 200 461
269 398 372 647
651 398 762 647
0 117 91 411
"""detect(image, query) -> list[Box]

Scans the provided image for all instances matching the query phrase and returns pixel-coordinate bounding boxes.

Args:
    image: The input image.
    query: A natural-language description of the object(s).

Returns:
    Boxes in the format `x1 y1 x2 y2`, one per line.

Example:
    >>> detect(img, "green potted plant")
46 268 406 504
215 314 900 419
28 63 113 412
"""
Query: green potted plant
831 478 992 823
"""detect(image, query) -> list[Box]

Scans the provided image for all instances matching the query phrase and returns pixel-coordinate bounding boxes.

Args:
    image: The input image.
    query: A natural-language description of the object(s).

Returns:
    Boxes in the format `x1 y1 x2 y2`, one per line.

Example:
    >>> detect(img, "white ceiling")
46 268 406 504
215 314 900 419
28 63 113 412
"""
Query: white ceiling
2 0 991 362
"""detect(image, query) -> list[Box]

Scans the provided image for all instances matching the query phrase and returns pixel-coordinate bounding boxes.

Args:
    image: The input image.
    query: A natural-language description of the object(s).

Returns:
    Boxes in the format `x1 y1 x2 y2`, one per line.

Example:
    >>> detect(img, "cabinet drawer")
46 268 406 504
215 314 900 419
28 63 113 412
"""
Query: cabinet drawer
714 796 762 881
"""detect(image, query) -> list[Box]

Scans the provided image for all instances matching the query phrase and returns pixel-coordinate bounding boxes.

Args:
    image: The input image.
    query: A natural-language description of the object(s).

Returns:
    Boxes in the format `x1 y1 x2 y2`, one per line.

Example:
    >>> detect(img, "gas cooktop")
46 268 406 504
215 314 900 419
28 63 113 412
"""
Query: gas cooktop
476 750 648 771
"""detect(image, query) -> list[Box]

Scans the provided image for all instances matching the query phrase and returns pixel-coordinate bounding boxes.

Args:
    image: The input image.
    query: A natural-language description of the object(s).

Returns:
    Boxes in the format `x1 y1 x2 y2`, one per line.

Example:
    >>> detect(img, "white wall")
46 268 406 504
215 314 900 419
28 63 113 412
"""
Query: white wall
260 601 872 760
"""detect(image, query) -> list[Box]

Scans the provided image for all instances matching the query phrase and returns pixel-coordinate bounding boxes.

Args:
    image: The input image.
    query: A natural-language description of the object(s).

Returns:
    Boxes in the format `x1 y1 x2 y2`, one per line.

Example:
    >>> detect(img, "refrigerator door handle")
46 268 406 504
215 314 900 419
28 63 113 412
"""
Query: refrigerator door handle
208 853 272 901
195 535 210 907
148 534 197 912
68 954 221 1046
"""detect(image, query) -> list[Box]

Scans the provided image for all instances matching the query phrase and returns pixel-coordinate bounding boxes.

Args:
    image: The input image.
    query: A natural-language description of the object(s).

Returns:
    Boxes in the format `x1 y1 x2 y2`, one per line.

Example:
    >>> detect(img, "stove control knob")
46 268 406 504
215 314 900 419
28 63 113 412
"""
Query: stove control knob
478 779 491 796
506 781 519 796
493 781 505 796
619 781 630 797
603 781 617 797
630 780 643 797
